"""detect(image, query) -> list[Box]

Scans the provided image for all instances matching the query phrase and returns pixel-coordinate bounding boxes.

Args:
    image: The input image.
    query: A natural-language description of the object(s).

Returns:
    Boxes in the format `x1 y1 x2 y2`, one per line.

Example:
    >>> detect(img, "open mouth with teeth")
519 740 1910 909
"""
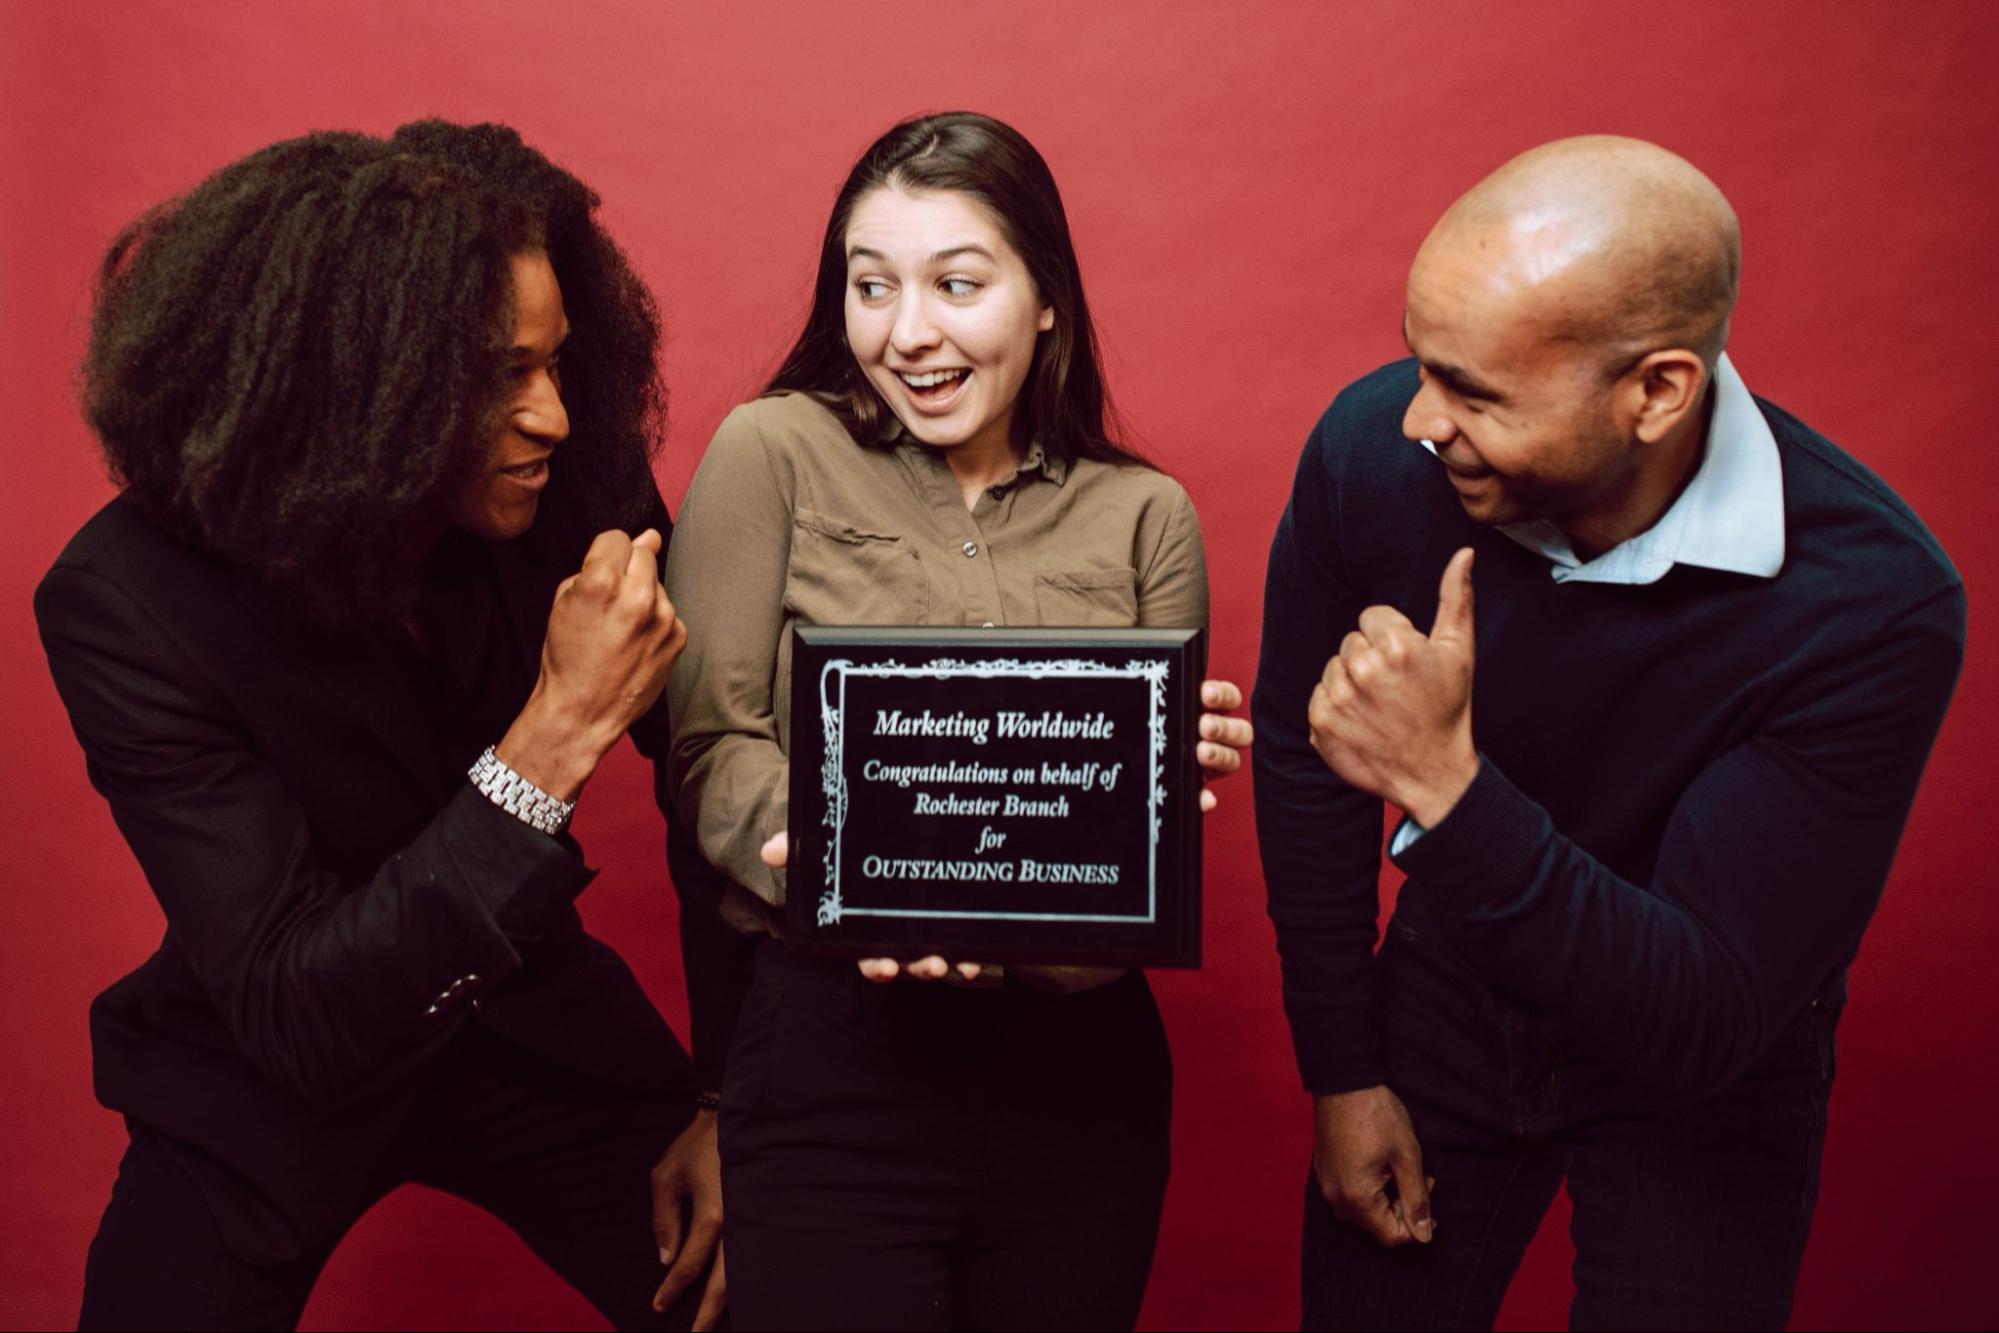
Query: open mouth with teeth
896 367 970 403
499 458 551 490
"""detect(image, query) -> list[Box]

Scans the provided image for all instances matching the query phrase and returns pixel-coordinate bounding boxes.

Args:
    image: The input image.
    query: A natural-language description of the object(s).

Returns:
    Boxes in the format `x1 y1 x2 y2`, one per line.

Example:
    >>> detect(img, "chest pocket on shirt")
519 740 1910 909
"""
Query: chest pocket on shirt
785 507 930 625
1033 567 1138 627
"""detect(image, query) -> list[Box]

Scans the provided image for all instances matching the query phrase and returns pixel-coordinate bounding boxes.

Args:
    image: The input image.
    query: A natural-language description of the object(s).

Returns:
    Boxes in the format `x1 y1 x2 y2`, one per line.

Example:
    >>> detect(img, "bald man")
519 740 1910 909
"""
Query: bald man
1252 137 1964 1330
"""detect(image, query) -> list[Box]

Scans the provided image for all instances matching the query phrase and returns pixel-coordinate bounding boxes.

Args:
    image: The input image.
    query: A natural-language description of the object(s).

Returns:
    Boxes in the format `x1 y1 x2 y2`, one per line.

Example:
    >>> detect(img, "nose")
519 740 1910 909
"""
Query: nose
1402 374 1457 447
515 368 569 446
890 290 942 357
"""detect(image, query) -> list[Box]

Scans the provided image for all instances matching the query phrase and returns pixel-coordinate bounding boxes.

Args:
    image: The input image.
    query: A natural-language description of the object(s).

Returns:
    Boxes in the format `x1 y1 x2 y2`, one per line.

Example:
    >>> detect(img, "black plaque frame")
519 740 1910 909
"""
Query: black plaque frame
785 626 1204 968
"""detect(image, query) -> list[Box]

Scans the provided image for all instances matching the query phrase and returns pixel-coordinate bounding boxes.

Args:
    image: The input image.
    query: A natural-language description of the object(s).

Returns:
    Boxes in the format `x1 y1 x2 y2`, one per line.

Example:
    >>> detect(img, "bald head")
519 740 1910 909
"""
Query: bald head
1420 136 1740 367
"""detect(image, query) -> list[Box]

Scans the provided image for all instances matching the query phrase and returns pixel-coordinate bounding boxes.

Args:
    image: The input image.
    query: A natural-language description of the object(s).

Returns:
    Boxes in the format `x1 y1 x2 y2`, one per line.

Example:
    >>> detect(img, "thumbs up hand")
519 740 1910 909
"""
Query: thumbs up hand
1307 547 1480 828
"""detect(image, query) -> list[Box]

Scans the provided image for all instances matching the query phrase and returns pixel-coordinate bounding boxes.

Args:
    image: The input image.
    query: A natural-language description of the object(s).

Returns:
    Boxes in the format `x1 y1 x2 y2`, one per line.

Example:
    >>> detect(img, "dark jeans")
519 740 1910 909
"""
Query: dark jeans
1302 926 1838 1332
79 1024 700 1332
719 943 1172 1332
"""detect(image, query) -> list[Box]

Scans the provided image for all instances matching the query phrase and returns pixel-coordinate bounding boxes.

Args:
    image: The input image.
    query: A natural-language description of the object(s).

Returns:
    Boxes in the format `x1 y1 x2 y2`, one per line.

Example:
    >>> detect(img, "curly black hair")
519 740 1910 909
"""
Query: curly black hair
83 120 664 626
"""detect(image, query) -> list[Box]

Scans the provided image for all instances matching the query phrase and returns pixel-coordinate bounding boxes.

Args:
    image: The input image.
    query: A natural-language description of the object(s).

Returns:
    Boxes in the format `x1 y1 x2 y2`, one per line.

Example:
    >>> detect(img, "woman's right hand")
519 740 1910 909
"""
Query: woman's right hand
757 834 1117 992
498 528 688 800
757 834 980 982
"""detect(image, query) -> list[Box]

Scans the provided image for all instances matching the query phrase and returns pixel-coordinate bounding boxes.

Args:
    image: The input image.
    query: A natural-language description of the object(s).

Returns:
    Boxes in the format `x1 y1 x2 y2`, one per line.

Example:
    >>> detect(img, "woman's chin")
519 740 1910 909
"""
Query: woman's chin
887 410 977 450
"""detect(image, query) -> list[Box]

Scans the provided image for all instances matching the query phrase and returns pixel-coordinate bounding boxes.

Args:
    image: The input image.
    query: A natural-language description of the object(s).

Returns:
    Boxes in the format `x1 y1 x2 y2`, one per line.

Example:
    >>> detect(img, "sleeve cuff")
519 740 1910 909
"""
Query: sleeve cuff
1387 757 1553 910
1284 1001 1389 1094
1298 1055 1392 1097
446 785 597 939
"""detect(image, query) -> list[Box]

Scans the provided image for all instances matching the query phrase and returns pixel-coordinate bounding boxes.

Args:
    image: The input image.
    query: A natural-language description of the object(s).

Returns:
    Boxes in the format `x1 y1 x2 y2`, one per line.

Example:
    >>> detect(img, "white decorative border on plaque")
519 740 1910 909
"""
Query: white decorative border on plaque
815 656 1170 928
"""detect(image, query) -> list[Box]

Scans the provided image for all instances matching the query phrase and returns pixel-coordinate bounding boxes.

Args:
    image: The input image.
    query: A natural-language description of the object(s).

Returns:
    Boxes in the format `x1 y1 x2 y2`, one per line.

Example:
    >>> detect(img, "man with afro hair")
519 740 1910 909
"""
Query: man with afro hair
38 121 727 1330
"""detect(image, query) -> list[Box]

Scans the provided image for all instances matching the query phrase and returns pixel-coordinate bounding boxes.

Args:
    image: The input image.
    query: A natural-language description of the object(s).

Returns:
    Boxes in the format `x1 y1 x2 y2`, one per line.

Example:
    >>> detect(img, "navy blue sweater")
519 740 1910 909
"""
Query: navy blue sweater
1252 360 1965 1100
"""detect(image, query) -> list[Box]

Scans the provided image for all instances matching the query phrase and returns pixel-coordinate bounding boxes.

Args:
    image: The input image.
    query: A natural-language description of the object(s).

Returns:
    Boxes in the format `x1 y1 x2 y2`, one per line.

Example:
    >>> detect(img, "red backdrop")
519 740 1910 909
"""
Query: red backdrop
4 2 1994 1328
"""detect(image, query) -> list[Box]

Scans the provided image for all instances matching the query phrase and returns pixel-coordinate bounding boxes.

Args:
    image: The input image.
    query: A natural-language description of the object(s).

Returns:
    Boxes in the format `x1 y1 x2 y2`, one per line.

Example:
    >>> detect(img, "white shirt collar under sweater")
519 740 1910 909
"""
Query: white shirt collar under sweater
1416 353 1786 586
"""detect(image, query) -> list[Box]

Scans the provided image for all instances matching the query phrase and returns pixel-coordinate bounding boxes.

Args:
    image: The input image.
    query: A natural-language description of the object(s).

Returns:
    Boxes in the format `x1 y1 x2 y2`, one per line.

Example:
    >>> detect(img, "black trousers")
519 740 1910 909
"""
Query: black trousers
78 1024 698 1332
1302 925 1838 1332
719 943 1172 1332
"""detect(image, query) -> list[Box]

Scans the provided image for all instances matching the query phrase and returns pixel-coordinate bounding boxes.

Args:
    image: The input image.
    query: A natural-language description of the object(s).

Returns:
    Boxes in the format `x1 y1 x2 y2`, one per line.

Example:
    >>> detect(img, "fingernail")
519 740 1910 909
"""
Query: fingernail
659 1246 672 1264
1417 1220 1436 1242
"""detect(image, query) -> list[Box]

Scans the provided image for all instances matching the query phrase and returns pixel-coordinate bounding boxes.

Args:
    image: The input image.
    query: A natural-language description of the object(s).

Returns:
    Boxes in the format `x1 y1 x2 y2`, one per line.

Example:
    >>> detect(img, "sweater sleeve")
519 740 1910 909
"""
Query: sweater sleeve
1393 583 1966 1101
1251 411 1397 1094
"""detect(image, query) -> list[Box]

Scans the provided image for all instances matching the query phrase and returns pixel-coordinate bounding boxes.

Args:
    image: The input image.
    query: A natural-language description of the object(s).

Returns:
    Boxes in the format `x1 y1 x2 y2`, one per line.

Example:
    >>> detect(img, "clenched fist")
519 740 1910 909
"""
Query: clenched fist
496 528 688 801
1308 547 1478 829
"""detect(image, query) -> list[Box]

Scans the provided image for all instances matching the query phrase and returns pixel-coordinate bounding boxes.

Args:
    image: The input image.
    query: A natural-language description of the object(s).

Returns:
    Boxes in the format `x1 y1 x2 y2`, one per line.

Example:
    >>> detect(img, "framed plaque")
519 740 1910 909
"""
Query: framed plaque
785 626 1204 968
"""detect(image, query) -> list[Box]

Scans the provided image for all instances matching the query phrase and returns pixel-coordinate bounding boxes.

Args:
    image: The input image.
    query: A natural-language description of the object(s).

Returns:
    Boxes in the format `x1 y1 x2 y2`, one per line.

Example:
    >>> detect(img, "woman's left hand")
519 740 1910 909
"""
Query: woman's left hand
1197 678 1254 812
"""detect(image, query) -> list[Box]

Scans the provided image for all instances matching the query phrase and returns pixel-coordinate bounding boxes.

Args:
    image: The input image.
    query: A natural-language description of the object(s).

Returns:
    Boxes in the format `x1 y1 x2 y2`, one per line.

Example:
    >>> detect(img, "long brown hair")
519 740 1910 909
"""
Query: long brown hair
765 112 1146 468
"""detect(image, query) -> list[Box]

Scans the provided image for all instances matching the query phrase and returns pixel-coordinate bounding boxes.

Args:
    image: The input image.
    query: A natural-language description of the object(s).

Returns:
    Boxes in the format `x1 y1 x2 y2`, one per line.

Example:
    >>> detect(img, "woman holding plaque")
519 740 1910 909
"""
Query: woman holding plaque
664 112 1250 1330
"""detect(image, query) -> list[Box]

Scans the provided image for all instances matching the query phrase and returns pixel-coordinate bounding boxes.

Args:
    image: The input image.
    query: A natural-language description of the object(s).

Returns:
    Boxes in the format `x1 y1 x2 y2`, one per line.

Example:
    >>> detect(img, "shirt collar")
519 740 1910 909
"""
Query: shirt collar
1416 353 1785 586
1015 439 1070 486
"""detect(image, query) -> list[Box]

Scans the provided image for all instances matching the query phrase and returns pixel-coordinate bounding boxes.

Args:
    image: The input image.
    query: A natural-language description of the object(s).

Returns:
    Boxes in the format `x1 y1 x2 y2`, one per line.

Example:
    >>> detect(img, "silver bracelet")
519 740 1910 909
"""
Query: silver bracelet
468 746 576 835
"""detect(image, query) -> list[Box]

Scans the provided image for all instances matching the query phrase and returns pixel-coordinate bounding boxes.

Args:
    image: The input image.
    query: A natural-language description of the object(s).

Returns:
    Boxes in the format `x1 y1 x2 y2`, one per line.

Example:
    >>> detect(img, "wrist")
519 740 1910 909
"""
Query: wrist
497 690 610 802
1315 1084 1386 1109
1011 963 1125 994
1394 746 1479 830
468 746 577 835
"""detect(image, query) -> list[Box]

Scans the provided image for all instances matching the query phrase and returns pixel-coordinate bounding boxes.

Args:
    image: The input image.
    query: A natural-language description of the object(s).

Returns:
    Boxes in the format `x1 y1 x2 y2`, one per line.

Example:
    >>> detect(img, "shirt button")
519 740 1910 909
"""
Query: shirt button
961 541 979 558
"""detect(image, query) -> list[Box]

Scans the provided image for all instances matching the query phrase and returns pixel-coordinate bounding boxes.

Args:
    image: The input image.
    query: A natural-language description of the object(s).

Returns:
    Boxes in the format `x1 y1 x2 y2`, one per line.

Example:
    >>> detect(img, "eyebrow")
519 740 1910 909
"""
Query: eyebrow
510 325 570 358
1401 314 1504 402
846 244 998 266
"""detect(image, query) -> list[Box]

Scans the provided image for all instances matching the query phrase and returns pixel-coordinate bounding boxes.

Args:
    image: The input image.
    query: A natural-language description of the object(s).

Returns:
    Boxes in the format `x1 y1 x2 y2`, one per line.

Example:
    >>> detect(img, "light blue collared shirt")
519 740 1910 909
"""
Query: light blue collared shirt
1392 353 1785 854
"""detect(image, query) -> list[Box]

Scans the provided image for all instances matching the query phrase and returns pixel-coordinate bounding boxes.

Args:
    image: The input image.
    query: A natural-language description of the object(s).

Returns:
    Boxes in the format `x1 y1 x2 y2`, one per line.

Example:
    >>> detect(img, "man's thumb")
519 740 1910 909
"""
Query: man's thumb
1430 547 1475 646
1391 1145 1435 1244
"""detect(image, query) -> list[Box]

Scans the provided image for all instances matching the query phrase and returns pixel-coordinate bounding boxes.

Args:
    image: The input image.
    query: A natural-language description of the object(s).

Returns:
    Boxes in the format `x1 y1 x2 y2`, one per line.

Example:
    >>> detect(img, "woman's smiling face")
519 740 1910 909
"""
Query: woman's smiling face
843 186 1054 460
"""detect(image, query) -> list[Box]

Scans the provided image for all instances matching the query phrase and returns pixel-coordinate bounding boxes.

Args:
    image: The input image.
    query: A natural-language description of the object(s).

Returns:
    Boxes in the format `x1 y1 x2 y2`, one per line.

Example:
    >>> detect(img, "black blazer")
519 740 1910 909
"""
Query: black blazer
35 494 696 1264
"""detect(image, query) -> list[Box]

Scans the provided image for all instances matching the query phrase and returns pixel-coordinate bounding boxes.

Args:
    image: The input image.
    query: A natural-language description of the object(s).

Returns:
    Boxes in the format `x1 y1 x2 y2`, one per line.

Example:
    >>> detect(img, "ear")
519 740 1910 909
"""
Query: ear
1623 349 1708 445
1037 303 1055 334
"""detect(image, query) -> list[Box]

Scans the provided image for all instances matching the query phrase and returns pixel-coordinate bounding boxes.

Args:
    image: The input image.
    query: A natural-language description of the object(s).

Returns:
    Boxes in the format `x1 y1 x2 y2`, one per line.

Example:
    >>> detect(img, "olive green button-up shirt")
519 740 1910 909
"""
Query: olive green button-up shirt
663 391 1209 934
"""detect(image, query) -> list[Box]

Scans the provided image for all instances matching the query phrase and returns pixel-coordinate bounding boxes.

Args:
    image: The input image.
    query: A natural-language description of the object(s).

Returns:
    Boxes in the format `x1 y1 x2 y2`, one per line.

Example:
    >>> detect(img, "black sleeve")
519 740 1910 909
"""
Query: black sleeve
1251 410 1397 1094
1393 585 1967 1101
36 563 595 1105
625 489 756 1093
